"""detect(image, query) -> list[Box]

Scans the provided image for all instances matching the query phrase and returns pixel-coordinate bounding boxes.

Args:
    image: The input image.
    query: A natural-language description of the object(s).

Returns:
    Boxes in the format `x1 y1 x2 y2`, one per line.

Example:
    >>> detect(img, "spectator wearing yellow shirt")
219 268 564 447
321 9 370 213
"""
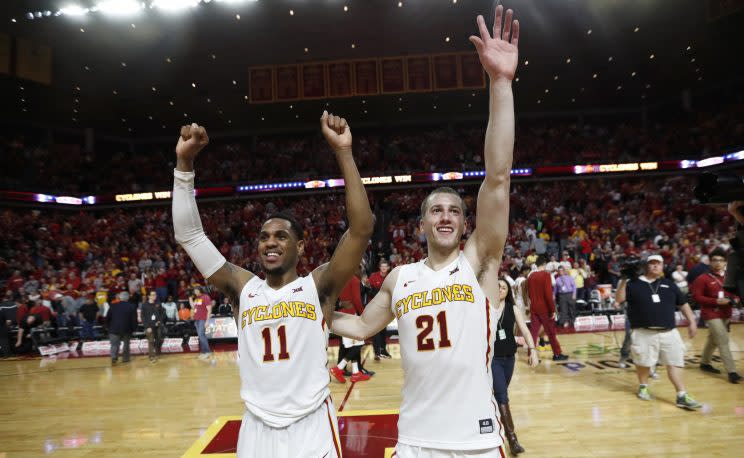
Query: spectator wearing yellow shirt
569 262 588 302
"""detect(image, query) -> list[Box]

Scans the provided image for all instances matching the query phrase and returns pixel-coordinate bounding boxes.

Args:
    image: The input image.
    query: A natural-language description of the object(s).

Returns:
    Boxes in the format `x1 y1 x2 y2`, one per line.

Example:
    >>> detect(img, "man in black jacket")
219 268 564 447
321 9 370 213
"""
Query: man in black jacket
107 292 137 365
141 291 166 363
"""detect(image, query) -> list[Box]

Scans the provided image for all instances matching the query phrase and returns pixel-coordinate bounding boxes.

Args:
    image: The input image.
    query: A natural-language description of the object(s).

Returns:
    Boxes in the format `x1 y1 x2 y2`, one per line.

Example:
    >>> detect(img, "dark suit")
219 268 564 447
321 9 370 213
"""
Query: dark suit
107 301 137 362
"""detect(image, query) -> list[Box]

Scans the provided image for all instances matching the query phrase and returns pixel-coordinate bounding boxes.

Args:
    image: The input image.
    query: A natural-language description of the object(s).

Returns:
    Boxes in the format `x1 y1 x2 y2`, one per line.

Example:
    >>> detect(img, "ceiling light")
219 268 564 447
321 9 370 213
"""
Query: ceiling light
608 56 613 62
445 37 450 42
304 47 309 52
192 82 196 87
634 26 639 32
289 9 294 15
236 14 240 19
80 28 85 32
166 57 172 63
553 75 558 80
60 5 89 16
11 18 17 22
169 100 174 105
232 80 237 85
649 54 655 59
566 58 571 63
351 43 356 48
398 2 403 6
587 29 592 35
524 60 528 65
151 1 199 12
631 71 636 76
343 5 348 12
592 73 597 78
95 0 143 17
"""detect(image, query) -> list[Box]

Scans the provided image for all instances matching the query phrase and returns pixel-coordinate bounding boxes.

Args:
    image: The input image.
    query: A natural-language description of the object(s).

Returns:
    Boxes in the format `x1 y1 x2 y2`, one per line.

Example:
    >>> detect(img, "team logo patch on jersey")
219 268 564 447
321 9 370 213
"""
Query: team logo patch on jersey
292 286 304 293
449 267 459 275
479 418 494 434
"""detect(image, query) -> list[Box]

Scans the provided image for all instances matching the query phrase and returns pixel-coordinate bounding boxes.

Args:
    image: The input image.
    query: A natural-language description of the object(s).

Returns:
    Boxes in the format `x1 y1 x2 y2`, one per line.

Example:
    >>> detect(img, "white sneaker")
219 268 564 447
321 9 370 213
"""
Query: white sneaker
198 353 210 360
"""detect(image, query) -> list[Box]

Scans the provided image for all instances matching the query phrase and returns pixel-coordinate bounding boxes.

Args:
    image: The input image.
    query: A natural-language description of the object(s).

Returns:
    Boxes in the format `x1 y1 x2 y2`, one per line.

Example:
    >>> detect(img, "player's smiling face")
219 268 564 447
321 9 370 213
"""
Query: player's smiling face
258 219 304 276
420 193 465 252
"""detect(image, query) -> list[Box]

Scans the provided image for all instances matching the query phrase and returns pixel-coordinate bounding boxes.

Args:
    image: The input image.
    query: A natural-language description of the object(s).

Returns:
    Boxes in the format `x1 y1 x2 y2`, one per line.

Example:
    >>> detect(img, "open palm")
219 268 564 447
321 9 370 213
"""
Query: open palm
469 6 520 82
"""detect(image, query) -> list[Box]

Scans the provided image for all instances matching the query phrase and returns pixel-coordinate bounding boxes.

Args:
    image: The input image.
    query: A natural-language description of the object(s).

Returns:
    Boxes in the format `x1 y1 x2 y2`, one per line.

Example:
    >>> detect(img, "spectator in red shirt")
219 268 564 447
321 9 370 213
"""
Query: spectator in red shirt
526 255 568 361
330 265 371 384
368 260 392 360
691 248 741 383
154 267 169 303
189 287 213 359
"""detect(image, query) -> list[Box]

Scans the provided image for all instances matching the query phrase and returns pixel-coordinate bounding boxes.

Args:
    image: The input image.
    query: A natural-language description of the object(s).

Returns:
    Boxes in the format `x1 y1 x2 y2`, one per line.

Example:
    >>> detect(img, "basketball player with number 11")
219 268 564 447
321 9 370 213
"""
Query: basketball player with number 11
172 112 373 457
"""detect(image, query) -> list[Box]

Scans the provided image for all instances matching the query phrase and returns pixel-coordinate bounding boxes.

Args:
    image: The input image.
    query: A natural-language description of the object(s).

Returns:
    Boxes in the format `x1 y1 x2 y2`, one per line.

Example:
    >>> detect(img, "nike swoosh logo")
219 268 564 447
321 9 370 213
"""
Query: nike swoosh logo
404 280 416 287
248 293 257 298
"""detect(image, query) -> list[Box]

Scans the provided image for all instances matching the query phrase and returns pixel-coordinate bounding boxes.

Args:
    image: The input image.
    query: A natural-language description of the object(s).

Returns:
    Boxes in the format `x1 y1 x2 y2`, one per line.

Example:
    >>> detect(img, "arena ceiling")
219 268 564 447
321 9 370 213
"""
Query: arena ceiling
0 0 742 138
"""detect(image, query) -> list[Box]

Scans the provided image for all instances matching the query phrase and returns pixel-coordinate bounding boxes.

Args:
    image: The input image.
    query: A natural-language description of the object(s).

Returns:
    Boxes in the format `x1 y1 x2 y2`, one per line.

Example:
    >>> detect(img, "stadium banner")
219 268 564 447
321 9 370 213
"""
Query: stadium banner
433 54 460 90
301 62 327 99
275 65 300 101
406 55 432 92
0 33 10 75
249 67 274 103
328 61 353 98
380 57 405 94
353 59 379 96
15 37 52 85
459 53 486 88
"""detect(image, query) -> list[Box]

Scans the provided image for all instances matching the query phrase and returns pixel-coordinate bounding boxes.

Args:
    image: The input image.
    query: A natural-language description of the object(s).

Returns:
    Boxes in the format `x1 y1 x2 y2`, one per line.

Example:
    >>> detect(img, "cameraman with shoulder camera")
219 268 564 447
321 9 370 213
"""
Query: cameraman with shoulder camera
615 254 702 410
691 246 742 383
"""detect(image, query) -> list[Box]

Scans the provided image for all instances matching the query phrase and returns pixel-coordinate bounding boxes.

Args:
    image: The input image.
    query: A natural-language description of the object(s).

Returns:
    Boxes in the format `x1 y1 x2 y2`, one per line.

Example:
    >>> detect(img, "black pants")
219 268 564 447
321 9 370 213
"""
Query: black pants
145 325 164 359
491 355 516 404
373 329 388 355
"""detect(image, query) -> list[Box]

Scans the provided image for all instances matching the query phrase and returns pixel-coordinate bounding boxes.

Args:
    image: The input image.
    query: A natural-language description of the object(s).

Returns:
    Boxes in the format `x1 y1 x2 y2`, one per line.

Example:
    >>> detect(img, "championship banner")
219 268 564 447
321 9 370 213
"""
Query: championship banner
353 59 379 95
275 65 300 101
249 67 274 103
15 37 52 85
433 54 459 90
0 33 10 75
380 57 405 94
406 56 432 92
328 61 353 98
302 63 327 99
460 53 486 88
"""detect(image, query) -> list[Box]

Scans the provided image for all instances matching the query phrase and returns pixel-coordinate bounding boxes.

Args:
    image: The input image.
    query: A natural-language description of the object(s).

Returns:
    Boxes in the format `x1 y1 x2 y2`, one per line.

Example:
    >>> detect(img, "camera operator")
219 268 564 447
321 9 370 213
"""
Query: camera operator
615 254 702 410
691 248 741 383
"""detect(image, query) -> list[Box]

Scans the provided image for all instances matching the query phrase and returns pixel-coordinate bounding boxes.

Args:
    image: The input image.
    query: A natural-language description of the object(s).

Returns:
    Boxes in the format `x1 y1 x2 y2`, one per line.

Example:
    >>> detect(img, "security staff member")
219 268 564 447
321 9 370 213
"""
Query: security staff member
615 254 702 410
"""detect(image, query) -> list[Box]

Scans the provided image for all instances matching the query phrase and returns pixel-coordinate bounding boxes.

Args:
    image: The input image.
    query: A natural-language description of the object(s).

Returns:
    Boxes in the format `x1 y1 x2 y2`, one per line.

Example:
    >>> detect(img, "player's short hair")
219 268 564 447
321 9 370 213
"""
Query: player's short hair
265 212 304 241
536 255 548 266
709 248 727 260
420 187 466 218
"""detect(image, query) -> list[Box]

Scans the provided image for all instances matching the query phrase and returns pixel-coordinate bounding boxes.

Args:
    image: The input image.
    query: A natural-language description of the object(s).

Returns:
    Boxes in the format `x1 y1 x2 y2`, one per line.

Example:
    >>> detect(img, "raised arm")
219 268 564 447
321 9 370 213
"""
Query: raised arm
172 124 253 306
464 6 520 289
312 112 375 319
331 267 398 340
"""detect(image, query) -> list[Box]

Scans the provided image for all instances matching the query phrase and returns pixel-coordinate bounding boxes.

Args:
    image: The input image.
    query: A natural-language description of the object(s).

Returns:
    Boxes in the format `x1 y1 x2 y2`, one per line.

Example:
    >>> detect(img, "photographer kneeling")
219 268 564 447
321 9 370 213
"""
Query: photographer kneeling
615 254 702 410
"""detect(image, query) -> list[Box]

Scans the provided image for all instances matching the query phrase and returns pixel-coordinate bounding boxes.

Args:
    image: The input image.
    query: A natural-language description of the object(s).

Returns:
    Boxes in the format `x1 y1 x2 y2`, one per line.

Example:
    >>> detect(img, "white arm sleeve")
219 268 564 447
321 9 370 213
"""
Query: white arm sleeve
172 169 226 278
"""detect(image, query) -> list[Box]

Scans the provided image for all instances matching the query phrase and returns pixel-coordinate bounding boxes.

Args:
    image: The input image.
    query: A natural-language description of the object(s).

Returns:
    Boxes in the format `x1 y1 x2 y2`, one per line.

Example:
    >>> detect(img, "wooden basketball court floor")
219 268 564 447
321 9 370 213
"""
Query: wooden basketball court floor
2 326 743 457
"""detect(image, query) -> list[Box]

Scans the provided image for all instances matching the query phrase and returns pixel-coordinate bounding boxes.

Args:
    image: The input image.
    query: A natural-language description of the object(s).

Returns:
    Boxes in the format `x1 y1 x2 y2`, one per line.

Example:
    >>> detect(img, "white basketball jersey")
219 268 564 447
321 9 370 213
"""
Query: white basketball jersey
391 252 503 450
237 274 330 428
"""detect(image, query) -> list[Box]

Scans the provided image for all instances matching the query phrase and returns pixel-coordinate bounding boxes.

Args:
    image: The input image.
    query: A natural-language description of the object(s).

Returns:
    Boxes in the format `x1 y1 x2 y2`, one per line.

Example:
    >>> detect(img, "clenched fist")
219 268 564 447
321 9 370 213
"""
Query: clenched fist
320 111 352 155
176 123 210 170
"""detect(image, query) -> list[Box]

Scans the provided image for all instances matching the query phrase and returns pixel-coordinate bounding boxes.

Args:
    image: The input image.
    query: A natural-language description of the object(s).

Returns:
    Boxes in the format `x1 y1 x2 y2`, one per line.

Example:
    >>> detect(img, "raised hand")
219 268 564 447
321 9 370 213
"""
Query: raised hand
175 123 210 165
469 5 520 82
320 111 352 154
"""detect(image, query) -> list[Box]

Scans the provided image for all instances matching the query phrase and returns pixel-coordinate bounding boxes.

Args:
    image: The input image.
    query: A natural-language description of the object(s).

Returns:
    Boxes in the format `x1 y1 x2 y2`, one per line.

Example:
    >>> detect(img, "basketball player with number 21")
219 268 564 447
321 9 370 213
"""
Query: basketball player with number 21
172 111 373 457
330 5 521 458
